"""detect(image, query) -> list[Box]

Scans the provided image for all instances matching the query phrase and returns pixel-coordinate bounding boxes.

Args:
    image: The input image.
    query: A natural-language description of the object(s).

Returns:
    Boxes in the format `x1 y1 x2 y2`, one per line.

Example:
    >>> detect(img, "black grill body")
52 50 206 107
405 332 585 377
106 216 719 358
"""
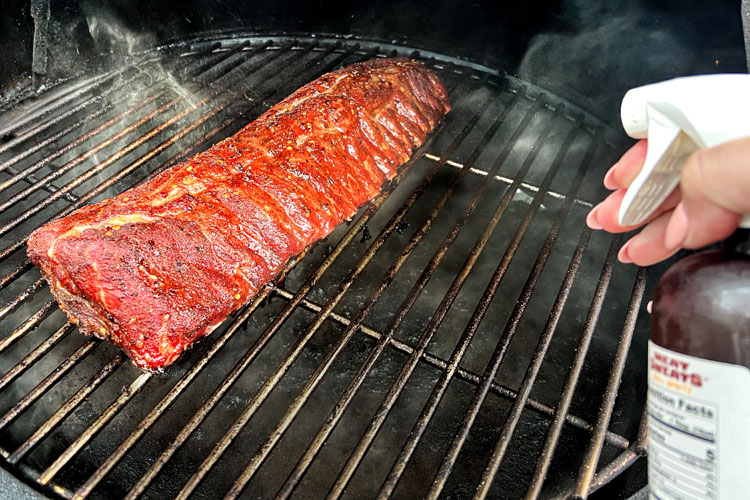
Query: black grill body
0 2 747 500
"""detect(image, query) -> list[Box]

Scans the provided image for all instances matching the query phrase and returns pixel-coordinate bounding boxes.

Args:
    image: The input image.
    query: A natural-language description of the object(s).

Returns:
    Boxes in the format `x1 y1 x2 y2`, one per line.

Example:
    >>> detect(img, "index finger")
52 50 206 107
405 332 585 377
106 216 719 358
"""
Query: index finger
604 139 649 190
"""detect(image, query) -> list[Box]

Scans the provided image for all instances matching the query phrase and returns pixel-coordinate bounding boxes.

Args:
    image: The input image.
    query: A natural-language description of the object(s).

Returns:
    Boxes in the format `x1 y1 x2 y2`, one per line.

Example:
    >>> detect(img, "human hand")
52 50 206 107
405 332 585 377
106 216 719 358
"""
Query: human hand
585 137 750 266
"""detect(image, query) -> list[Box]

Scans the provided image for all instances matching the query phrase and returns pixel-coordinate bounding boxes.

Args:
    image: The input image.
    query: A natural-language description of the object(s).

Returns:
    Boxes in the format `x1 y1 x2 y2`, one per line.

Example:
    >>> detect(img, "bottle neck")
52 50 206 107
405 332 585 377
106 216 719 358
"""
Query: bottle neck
723 228 750 255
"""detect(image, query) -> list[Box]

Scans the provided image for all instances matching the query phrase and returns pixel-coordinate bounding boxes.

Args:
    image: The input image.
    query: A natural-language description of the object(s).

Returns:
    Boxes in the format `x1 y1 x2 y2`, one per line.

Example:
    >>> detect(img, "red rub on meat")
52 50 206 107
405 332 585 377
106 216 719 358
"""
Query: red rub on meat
26 58 451 372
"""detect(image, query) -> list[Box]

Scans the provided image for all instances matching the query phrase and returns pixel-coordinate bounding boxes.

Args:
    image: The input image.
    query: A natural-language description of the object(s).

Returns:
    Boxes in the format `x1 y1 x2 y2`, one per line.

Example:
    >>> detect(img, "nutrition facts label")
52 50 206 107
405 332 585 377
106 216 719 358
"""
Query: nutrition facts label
648 384 718 499
648 341 750 500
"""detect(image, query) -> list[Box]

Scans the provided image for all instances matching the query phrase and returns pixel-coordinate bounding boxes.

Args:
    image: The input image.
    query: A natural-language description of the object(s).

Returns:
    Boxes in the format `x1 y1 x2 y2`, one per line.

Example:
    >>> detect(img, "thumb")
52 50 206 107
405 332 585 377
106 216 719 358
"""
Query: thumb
666 137 750 250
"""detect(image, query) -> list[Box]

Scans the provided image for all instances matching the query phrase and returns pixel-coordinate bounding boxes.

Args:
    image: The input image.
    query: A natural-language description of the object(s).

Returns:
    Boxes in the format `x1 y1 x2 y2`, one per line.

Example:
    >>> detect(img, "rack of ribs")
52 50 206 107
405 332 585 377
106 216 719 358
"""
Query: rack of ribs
27 58 451 372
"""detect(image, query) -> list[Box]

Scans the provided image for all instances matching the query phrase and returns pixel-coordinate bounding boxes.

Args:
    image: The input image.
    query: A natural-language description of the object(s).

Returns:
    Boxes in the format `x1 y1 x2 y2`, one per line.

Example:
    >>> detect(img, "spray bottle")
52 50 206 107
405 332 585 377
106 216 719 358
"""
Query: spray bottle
619 74 750 500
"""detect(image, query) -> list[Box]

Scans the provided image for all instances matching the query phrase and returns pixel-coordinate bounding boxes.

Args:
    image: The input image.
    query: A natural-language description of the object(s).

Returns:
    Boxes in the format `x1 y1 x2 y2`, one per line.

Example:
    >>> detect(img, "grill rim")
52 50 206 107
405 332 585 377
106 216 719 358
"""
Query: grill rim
1 29 626 138
0 33 648 500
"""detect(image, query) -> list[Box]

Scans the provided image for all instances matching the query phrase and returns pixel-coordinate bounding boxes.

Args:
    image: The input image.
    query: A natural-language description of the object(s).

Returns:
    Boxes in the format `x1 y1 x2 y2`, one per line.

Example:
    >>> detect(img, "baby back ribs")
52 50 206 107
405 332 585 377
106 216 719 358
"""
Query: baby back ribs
27 58 450 371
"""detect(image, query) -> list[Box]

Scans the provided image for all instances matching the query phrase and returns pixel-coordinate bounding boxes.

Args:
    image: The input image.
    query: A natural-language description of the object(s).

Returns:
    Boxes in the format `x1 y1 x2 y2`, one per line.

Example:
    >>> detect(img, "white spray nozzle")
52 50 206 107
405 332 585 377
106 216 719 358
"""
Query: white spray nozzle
618 74 750 228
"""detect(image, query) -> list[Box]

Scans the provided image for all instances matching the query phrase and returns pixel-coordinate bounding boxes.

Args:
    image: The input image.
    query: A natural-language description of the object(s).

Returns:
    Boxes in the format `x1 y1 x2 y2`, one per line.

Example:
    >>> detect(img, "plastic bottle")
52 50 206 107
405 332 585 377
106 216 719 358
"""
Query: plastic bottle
649 231 750 499
618 75 750 499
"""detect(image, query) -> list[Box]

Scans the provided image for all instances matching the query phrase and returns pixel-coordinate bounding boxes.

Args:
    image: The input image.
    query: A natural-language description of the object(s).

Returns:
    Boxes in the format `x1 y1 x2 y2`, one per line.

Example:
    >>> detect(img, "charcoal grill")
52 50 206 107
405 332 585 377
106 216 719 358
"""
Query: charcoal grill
0 32 668 499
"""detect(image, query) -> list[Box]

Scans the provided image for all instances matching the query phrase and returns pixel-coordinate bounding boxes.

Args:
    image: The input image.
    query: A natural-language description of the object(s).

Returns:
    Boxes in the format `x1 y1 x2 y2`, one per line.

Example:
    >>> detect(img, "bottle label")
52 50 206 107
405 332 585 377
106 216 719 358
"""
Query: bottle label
648 341 750 499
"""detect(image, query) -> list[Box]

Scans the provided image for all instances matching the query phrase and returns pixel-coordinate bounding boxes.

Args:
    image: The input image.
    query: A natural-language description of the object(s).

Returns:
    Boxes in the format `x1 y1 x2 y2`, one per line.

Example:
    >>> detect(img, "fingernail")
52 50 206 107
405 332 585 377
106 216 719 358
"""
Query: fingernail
646 300 653 314
586 206 603 230
603 163 619 190
664 203 689 249
618 239 634 263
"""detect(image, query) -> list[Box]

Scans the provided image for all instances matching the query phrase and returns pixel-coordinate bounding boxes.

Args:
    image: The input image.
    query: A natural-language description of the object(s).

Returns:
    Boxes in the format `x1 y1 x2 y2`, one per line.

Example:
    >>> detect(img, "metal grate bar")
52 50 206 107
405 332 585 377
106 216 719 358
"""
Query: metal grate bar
0 263 32 290
557 452 640 500
0 91 164 193
428 154 596 208
174 78 479 500
271 89 523 500
185 40 256 77
420 125 582 500
0 77 134 162
327 101 552 500
525 235 623 500
0 300 58 354
634 401 648 456
138 42 220 83
0 43 231 183
39 372 152 487
572 267 646 499
0 278 45 321
4 168 79 203
0 42 222 158
172 41 224 75
0 323 75 394
559 405 647 500
187 41 251 76
471 163 605 500
0 94 183 232
471 136 600 500
57 44 379 498
275 288 631 451
226 82 514 500
192 40 282 84
0 73 116 139
0 339 99 432
0 101 110 172
7 353 127 464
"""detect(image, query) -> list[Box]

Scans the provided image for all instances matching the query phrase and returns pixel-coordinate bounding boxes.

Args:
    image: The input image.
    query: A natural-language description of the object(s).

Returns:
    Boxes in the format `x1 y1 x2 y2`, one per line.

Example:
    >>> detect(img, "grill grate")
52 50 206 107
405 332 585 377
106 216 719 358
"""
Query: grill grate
0 35 653 499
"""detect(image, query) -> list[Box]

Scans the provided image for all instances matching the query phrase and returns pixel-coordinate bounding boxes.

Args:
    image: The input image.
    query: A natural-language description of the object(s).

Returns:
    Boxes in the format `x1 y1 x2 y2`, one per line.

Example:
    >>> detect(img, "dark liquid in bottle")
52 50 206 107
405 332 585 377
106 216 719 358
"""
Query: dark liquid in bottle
651 230 750 368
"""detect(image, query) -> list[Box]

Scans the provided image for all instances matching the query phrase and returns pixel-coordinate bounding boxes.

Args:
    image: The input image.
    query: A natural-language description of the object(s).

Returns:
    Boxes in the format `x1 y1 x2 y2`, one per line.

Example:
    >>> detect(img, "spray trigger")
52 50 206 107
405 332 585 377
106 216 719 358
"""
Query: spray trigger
617 74 750 228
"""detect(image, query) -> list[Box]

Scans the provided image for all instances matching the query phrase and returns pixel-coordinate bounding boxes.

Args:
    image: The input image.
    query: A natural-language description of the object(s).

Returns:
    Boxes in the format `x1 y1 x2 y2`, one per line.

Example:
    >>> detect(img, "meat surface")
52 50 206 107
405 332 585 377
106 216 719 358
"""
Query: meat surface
27 58 450 372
